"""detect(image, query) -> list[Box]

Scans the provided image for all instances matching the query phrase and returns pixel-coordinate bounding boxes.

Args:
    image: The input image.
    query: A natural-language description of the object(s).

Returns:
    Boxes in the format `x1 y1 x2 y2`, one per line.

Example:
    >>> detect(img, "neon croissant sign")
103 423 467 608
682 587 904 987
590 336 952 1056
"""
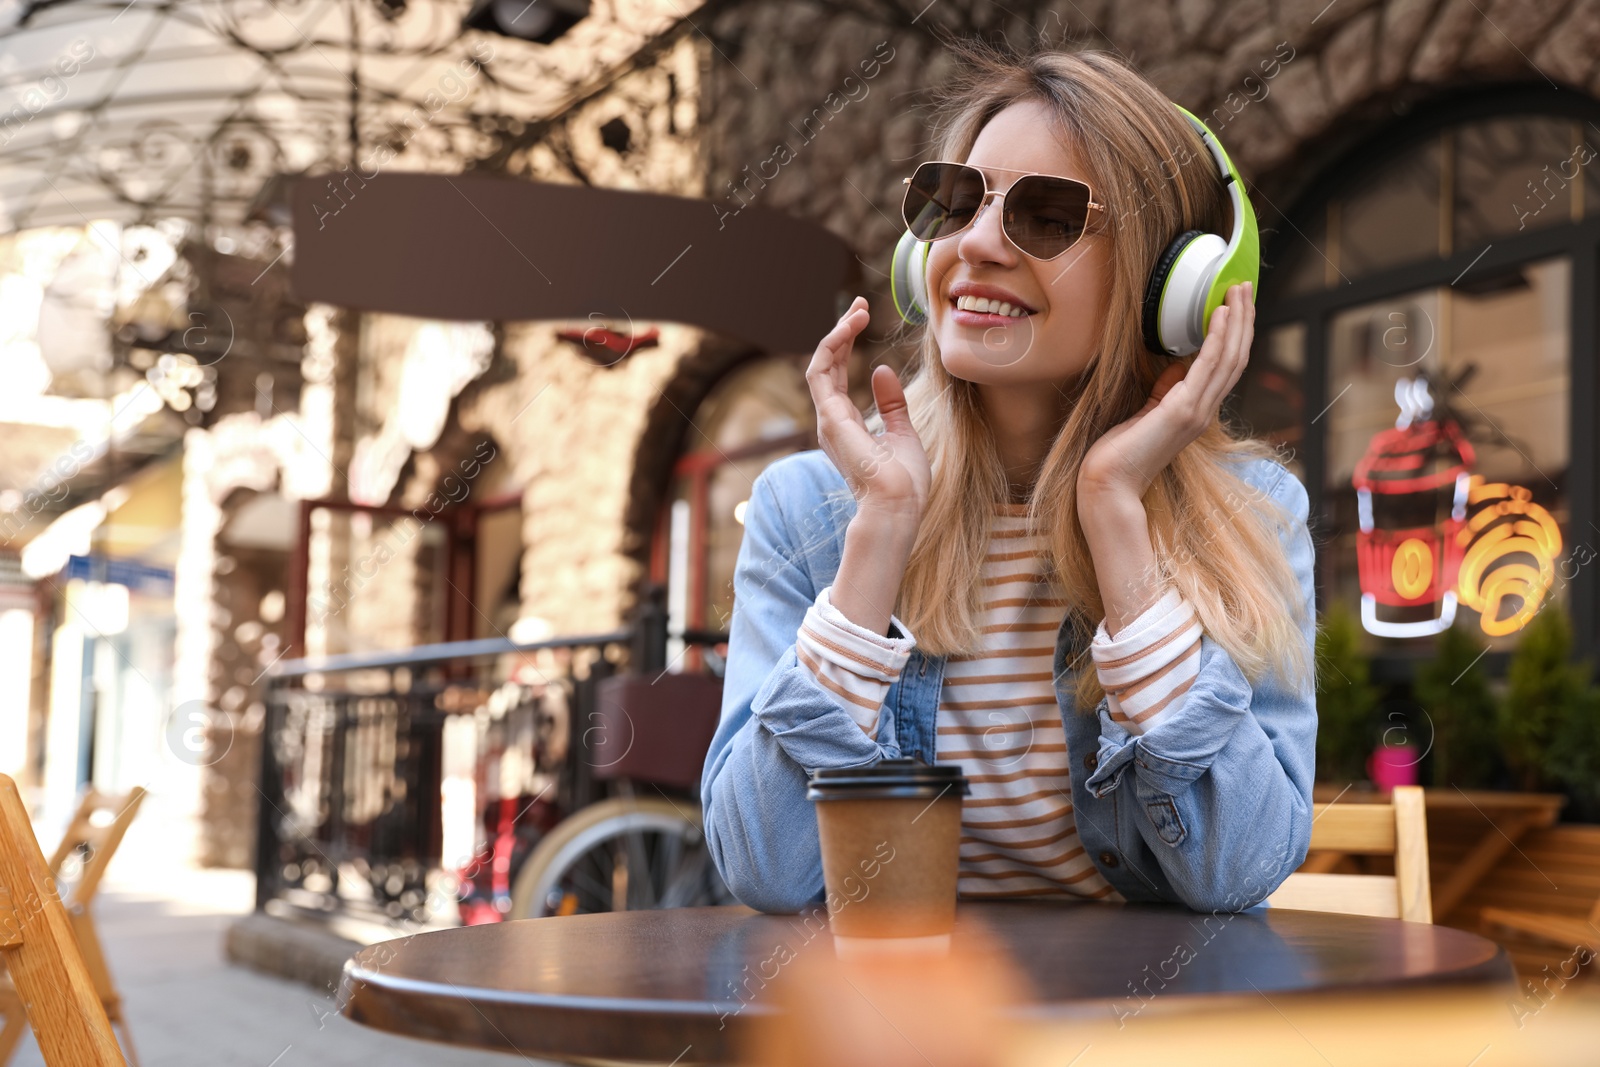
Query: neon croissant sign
1353 377 1562 638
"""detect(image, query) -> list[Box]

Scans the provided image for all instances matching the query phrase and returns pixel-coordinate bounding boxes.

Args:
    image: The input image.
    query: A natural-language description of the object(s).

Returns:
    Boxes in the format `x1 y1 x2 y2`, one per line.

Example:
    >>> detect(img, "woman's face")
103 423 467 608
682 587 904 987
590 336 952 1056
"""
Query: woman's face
925 98 1114 389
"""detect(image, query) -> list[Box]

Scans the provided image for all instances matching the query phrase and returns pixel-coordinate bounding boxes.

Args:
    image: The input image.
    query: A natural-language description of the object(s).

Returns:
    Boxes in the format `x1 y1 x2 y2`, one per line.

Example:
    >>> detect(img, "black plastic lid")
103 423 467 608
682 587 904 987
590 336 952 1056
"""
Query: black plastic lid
807 757 970 801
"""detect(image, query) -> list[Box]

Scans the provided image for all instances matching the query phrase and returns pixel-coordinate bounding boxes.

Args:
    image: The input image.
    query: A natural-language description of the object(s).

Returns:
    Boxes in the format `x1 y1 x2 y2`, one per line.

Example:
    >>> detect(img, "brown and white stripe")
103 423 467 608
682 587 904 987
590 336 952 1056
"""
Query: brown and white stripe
794 584 915 736
1088 586 1202 735
937 504 1116 901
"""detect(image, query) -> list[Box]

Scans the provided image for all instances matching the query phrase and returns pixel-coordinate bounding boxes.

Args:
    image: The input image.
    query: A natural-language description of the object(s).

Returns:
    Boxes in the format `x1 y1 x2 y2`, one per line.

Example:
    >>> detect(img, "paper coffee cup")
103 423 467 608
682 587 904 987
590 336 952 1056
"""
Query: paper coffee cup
807 758 969 939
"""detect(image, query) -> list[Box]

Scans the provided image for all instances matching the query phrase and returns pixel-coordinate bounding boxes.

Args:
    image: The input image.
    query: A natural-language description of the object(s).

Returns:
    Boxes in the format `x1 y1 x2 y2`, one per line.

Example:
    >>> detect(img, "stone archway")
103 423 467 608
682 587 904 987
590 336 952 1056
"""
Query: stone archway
620 333 766 603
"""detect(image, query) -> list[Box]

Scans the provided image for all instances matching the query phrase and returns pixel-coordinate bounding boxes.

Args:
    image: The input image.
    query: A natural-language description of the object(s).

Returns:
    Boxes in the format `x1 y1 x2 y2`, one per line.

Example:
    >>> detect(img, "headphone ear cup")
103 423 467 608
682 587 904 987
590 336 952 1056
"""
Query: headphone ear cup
891 229 930 326
1144 230 1229 356
1141 230 1202 355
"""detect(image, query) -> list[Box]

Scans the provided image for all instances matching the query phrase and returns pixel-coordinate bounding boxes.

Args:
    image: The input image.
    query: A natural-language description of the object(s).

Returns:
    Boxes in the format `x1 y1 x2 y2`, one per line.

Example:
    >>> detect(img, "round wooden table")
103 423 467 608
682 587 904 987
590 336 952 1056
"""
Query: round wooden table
339 902 1513 1064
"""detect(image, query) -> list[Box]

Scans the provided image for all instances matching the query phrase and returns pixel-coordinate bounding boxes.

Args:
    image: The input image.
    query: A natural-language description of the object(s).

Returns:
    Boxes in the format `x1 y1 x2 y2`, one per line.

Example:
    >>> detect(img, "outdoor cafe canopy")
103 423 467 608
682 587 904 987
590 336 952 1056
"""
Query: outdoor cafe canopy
289 171 854 355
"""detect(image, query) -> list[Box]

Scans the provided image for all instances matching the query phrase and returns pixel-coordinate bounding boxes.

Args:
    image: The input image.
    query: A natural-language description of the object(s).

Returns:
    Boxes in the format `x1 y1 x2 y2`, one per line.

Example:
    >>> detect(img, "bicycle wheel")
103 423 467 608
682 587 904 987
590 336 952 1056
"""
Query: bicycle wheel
507 796 736 919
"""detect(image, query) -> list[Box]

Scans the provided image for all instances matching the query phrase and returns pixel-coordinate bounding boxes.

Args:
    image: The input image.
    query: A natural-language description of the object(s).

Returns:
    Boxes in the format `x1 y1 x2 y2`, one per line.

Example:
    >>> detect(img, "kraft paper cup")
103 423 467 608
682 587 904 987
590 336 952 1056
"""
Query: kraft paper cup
807 758 969 943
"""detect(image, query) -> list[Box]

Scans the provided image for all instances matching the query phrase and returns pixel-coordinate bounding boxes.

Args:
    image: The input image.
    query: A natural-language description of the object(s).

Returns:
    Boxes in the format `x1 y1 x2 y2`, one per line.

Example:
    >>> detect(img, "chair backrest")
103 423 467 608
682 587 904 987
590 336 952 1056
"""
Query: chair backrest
46 788 146 911
0 774 128 1066
1267 785 1432 923
590 674 723 790
43 786 146 1019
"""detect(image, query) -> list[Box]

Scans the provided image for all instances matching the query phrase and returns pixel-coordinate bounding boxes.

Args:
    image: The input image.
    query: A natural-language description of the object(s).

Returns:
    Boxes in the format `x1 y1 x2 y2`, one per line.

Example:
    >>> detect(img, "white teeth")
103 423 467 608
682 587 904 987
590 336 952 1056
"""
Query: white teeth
955 295 1029 317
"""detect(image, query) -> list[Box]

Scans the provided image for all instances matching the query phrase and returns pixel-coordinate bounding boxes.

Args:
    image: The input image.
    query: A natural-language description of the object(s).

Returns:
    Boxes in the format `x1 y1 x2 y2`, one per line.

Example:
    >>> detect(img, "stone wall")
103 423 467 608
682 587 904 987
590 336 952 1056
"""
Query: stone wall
199 537 288 868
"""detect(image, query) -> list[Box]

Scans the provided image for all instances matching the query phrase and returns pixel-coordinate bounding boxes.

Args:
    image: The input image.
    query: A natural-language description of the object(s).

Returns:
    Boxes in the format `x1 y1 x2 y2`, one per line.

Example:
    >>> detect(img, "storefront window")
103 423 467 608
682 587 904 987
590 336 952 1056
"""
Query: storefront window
1455 118 1598 245
1240 99 1597 665
1337 136 1443 281
1228 322 1306 484
1321 259 1570 648
1280 115 1600 297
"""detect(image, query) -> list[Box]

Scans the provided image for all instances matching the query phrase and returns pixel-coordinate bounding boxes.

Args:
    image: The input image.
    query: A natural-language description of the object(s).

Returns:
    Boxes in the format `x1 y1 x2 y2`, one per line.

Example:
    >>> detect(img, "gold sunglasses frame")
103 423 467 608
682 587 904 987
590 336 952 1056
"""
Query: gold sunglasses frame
900 161 1106 262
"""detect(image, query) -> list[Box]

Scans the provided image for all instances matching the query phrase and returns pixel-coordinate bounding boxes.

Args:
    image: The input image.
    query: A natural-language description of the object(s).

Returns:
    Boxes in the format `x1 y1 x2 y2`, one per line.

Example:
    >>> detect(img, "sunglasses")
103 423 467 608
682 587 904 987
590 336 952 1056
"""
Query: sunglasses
900 161 1105 261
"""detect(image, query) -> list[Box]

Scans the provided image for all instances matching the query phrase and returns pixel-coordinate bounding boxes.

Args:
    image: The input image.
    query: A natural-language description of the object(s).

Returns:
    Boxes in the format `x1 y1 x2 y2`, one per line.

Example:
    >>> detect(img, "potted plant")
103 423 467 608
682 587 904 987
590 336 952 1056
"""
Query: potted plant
1414 622 1502 789
1537 613 1600 821
1315 601 1379 784
1498 607 1589 792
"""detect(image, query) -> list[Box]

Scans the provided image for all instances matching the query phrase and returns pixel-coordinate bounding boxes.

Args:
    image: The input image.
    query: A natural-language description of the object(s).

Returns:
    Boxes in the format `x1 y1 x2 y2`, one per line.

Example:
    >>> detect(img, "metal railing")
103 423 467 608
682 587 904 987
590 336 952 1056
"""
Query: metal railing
253 586 727 925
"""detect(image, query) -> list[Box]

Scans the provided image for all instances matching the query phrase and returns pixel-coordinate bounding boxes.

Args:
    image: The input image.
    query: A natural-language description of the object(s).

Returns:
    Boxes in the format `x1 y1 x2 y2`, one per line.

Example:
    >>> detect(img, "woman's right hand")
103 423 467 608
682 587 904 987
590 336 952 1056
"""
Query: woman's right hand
805 296 931 524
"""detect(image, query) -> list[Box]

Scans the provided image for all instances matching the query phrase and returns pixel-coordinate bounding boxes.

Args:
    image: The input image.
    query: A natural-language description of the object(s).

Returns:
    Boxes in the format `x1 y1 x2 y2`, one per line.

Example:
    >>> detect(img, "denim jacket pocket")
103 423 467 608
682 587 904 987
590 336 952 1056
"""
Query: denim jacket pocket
1134 776 1188 848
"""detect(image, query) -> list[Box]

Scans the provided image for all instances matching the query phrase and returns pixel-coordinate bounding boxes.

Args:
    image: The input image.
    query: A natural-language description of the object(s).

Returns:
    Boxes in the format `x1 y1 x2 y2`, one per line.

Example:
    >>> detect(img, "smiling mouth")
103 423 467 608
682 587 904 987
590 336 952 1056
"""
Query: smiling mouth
952 295 1034 321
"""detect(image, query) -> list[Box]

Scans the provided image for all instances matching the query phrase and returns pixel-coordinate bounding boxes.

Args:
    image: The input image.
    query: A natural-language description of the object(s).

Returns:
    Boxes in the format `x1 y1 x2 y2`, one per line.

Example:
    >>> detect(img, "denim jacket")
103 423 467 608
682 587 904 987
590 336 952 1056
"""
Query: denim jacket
700 448 1317 914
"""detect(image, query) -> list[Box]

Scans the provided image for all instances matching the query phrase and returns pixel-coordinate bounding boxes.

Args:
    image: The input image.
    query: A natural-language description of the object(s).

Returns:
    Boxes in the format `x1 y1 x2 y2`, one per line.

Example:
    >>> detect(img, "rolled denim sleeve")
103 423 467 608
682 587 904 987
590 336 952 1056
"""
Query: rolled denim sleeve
1083 466 1318 912
700 463 905 913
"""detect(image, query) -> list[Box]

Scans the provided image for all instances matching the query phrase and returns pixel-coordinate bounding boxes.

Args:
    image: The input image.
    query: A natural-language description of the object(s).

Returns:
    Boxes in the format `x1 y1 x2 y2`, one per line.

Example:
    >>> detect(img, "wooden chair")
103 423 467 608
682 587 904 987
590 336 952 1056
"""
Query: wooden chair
1268 785 1433 923
0 780 143 1067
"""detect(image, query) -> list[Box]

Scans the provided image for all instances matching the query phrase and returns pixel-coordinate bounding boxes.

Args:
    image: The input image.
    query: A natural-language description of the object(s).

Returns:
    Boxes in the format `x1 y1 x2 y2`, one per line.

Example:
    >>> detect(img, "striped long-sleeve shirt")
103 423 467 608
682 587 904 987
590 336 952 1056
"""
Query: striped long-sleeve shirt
793 502 1204 901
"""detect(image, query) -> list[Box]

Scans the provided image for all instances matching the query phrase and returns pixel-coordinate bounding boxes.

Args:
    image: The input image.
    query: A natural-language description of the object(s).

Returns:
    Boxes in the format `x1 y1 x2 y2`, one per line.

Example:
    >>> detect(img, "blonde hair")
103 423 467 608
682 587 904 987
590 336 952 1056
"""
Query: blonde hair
870 42 1312 709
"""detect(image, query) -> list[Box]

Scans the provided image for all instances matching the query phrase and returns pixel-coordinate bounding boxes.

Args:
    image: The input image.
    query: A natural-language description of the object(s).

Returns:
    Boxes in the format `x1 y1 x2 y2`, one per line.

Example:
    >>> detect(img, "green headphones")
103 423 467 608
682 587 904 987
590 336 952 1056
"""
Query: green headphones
889 104 1259 358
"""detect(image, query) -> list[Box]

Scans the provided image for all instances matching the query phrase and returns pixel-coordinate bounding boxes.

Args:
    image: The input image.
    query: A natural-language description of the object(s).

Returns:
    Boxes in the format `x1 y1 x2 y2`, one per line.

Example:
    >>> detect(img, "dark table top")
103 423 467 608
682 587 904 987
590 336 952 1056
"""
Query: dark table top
340 902 1514 1063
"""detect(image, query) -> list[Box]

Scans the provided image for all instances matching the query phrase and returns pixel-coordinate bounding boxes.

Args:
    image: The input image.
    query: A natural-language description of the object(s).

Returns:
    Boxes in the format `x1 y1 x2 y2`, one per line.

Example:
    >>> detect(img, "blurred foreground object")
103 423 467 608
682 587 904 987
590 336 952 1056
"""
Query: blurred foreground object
740 917 1027 1067
1007 983 1599 1067
0 788 146 1065
740 906 1593 1067
0 775 128 1067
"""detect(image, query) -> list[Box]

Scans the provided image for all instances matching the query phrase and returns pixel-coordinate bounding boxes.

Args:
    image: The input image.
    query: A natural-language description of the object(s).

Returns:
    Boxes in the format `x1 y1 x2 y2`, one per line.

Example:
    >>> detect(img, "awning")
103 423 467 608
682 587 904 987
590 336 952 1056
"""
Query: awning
290 171 853 354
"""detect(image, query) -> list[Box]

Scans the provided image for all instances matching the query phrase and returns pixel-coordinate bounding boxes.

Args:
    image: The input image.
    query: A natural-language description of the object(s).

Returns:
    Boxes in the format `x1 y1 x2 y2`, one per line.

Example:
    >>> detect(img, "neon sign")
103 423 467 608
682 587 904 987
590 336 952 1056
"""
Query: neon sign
1456 477 1562 636
1352 377 1561 639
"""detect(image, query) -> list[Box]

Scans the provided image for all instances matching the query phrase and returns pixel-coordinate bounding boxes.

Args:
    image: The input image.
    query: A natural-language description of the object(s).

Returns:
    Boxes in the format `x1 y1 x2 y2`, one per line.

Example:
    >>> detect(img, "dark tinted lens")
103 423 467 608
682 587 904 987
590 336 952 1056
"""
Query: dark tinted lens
1003 175 1092 258
902 162 987 241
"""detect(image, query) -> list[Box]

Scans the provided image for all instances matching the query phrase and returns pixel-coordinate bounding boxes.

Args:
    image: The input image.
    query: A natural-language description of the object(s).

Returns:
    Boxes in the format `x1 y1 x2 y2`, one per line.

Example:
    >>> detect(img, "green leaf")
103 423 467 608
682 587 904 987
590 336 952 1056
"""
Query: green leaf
1414 621 1500 789
1315 601 1379 784
1499 606 1589 792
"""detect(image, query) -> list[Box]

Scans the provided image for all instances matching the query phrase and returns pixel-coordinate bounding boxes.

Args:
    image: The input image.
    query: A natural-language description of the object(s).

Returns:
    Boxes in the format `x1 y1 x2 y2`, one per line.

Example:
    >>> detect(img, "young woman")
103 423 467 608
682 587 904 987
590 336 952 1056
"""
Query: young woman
700 45 1317 913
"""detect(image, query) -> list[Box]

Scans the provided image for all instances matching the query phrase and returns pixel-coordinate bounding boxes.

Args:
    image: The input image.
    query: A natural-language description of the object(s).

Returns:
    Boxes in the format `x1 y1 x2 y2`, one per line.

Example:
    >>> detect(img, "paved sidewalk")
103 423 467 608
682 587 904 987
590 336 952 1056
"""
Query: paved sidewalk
8 796 555 1066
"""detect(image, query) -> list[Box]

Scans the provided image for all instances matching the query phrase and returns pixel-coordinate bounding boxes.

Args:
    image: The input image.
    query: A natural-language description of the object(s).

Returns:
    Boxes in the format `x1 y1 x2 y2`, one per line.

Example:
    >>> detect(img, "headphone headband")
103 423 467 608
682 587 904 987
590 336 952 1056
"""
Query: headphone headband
1169 106 1260 354
1179 107 1241 228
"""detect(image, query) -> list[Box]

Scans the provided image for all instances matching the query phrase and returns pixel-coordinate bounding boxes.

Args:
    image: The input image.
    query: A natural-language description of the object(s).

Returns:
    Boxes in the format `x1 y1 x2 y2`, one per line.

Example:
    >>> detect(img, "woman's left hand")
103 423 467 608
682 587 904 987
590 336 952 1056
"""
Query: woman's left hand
1078 281 1254 503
